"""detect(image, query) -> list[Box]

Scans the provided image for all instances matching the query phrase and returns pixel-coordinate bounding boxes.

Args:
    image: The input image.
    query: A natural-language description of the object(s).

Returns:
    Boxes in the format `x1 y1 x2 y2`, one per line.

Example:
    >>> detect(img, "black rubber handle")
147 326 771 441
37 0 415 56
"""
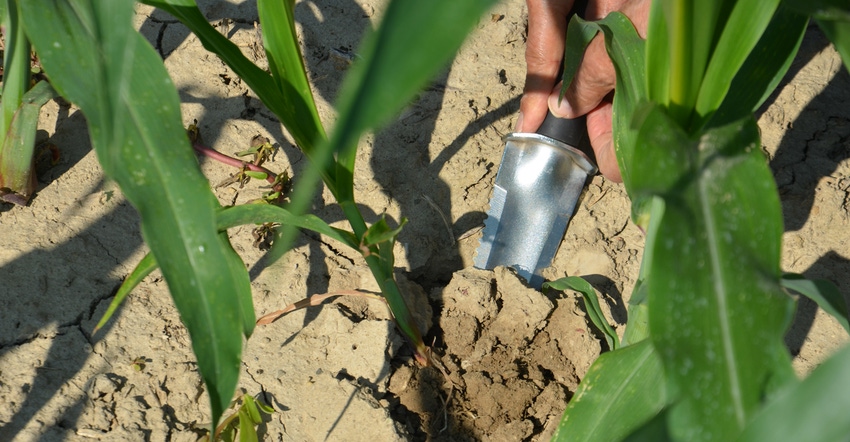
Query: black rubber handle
537 111 596 166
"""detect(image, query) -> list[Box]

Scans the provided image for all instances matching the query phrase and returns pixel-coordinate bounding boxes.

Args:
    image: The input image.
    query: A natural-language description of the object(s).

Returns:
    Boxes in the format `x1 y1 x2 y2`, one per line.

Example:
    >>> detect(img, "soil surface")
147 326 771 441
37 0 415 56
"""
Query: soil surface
2 1 849 441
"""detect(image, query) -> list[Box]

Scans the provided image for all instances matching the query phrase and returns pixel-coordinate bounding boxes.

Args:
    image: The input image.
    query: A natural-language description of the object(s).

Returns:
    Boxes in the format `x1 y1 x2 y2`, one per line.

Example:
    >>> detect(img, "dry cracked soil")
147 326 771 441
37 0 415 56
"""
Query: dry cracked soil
1 1 849 441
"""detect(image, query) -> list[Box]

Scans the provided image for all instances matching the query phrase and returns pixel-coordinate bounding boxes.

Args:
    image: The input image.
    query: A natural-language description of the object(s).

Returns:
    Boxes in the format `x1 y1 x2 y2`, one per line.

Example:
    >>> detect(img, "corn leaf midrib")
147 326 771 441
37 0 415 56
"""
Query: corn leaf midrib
698 163 744 425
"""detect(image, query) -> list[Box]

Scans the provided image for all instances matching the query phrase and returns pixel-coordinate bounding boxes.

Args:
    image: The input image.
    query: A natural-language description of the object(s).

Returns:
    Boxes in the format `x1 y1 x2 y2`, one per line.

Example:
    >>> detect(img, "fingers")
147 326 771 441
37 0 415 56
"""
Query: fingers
518 0 646 183
517 0 575 132
548 34 615 119
586 100 622 182
548 0 650 120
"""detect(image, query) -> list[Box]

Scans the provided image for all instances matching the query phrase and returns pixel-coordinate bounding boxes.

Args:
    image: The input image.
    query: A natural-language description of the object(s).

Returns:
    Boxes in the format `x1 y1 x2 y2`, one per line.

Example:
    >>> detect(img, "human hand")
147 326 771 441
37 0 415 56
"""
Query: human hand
517 0 649 182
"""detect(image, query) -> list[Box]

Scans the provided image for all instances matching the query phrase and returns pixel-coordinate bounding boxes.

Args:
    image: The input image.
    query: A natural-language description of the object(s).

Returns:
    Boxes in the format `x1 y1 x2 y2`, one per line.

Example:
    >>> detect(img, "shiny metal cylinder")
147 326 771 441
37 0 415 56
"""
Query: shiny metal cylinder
474 132 596 288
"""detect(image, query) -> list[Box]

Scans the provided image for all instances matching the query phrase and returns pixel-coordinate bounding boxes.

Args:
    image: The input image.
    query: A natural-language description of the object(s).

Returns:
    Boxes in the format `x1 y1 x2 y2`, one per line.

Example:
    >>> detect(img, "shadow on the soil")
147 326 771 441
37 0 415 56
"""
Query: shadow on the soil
0 200 131 440
0 43 149 436
762 25 850 232
760 26 850 350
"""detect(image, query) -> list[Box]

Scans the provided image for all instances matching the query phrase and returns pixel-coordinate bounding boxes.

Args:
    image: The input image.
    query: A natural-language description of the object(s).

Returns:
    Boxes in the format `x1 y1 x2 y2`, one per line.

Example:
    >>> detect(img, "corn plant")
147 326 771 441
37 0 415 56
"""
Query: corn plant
8 0 499 431
205 391 275 442
551 1 850 440
0 1 57 205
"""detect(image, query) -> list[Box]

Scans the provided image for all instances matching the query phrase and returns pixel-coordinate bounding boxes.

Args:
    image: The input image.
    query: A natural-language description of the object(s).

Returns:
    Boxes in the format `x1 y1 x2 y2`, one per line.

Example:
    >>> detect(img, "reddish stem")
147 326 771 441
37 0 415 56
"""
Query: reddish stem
192 142 287 204
192 141 279 186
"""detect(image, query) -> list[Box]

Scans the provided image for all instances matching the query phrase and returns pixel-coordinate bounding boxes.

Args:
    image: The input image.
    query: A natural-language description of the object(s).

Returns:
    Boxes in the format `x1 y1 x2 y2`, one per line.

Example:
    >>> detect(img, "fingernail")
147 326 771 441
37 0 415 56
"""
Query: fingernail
514 112 524 132
549 94 573 118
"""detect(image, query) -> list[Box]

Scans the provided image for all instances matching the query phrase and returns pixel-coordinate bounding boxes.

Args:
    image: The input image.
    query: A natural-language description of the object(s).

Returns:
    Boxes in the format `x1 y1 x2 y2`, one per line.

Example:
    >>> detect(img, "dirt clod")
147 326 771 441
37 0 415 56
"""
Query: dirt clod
389 267 599 441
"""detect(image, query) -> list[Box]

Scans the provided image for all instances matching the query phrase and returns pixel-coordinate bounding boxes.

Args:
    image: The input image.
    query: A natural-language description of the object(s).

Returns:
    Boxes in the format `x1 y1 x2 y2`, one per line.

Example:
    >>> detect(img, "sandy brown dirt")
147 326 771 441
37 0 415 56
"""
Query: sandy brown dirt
1 1 849 441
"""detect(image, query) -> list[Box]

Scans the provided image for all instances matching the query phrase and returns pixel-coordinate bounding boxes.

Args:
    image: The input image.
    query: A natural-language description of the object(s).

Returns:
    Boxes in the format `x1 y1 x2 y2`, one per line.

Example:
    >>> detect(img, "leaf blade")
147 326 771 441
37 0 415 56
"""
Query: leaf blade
572 12 646 191
216 204 358 250
22 0 252 427
694 0 780 120
544 276 620 350
326 0 501 203
632 105 793 441
141 0 326 158
93 252 158 334
362 217 407 248
559 14 600 102
739 345 850 442
708 5 808 128
782 273 850 335
256 0 324 152
552 340 666 441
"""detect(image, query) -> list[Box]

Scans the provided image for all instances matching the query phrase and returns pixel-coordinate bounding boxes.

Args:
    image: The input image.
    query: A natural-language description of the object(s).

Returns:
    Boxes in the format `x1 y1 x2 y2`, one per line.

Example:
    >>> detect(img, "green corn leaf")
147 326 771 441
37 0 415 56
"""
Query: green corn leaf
559 12 646 191
708 5 808 129
645 0 670 107
552 340 666 441
652 0 739 125
694 0 780 123
237 407 258 442
215 204 359 250
631 103 793 441
783 0 850 20
224 228 256 340
1 80 57 205
544 276 620 350
242 395 262 424
739 345 850 442
362 217 407 248
1 0 30 144
256 0 324 150
558 14 600 103
770 1 850 71
600 12 646 192
21 0 253 428
782 273 850 335
140 0 328 168
622 197 665 347
93 252 158 334
622 294 649 348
